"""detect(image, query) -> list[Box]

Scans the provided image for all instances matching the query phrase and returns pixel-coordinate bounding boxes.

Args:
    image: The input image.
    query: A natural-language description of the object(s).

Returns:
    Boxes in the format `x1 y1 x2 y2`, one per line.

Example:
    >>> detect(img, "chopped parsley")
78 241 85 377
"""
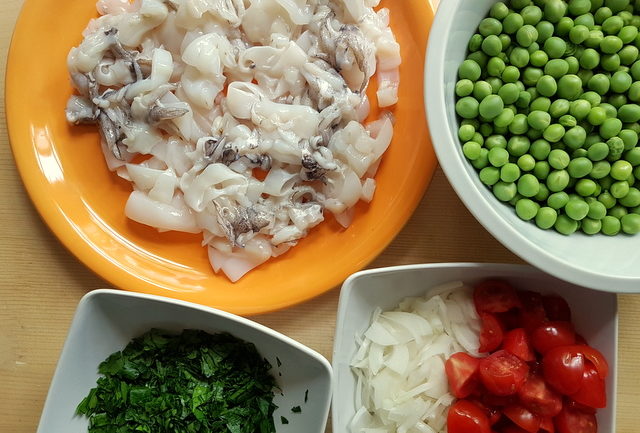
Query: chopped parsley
76 329 278 433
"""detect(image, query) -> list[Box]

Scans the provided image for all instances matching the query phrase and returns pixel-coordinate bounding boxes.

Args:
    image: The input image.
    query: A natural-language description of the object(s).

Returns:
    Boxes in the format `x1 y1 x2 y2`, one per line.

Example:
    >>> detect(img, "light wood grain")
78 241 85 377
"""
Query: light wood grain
1 1 639 432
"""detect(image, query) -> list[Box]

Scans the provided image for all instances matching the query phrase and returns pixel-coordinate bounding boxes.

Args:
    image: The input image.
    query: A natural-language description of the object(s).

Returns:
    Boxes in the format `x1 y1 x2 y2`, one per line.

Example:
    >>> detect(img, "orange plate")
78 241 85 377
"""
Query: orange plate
6 0 436 315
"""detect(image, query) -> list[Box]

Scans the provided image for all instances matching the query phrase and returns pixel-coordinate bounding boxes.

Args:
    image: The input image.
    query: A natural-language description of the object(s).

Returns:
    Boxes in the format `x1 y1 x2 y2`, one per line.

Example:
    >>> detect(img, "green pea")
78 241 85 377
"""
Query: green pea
611 159 633 180
569 25 590 46
547 149 570 170
586 73 610 95
490 2 510 20
458 124 476 142
522 5 544 24
501 163 521 183
517 174 541 197
592 160 612 178
493 181 518 201
601 53 621 71
468 34 484 52
516 91 532 108
607 136 625 160
459 59 482 81
517 154 537 171
563 126 587 149
617 104 640 122
608 94 628 109
555 214 579 234
581 217 602 234
601 35 624 53
576 178 598 196
480 166 501 185
456 79 475 97
588 200 608 219
530 50 549 67
602 215 621 235
566 56 581 74
534 161 552 179
485 135 507 149
548 191 570 209
564 198 589 220
549 99 570 118
588 107 607 125
486 77 504 93
473 81 492 101
536 75 558 96
611 70 633 92
531 96 552 112
498 83 520 105
577 68 595 86
599 191 617 208
631 61 640 80
479 94 504 120
504 13 525 34
456 97 480 119
536 206 558 229
619 45 639 65
479 17 503 36
487 57 506 77
570 99 592 119
516 25 539 47
547 169 571 192
560 115 578 128
528 129 543 140
515 198 539 220
611 180 630 197
602 14 624 33
510 47 531 68
625 147 640 165
545 0 568 23
557 75 583 100
510 113 530 134
507 136 531 157
619 187 640 207
544 124 566 142
600 117 623 139
544 36 567 58
494 109 516 128
482 35 503 56
585 29 605 48
593 7 624 25
574 12 596 28
488 147 510 167
502 66 521 83
530 139 552 160
568 157 594 178
471 132 485 146
528 110 552 131
578 48 600 70
610 205 629 219
569 0 592 15
523 67 543 86
536 21 555 42
621 213 640 233
628 82 640 102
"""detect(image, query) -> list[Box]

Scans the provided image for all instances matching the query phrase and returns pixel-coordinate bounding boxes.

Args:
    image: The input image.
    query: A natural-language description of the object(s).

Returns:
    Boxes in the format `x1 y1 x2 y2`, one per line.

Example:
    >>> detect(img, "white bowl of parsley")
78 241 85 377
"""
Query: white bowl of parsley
36 290 332 433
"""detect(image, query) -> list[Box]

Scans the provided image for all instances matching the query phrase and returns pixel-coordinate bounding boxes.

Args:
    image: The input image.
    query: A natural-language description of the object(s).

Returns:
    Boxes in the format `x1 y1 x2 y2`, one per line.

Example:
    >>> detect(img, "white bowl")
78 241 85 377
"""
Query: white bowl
424 0 640 293
36 290 332 433
332 263 617 432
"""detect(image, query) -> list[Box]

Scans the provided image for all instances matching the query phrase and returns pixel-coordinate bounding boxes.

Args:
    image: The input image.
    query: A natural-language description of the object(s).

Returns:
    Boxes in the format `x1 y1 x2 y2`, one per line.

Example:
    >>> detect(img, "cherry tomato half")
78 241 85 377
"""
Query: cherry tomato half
445 352 481 398
554 405 597 433
569 361 607 409
479 350 529 396
503 404 540 433
531 321 576 354
447 399 491 433
543 346 585 395
474 280 522 313
503 328 535 362
468 398 502 425
517 372 562 417
568 345 609 379
479 313 505 353
542 295 572 322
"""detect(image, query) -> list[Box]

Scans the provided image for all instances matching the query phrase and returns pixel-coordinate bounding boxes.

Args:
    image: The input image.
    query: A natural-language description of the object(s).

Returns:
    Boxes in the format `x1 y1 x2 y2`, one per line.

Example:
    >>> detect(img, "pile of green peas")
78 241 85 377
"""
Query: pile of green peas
456 0 640 235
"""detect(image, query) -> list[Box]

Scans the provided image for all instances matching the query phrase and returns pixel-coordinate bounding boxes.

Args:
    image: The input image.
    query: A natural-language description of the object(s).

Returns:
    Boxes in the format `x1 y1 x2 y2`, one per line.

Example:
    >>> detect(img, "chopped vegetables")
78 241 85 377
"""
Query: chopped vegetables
76 329 278 433
350 282 481 433
445 280 609 433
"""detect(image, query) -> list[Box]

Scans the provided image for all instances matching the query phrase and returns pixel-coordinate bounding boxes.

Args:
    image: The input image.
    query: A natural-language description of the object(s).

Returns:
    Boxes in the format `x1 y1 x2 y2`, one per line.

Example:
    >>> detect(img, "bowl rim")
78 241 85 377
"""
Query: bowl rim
37 289 333 433
331 262 618 433
424 0 640 293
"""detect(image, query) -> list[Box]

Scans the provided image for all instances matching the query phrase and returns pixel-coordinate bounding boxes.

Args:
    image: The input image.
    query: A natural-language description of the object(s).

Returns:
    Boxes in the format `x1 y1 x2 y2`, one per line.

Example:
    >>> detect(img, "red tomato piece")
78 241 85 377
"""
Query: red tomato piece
531 321 576 355
517 291 547 331
447 399 492 433
479 313 505 353
542 295 572 322
554 405 597 433
517 372 562 417
496 309 521 331
499 425 530 433
468 398 502 425
474 280 522 313
543 346 585 395
570 345 609 379
503 404 541 433
482 392 517 408
503 328 535 362
540 416 555 433
479 350 529 396
445 352 481 398
569 361 607 409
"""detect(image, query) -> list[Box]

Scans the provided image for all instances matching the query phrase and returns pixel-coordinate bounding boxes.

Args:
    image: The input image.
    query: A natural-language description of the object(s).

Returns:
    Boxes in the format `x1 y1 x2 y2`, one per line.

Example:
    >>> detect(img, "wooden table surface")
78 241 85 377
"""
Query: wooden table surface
1 1 639 432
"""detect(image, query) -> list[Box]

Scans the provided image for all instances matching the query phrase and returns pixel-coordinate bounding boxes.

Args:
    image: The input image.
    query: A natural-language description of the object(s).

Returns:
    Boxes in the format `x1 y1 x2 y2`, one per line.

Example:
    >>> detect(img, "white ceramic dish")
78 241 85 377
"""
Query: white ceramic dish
424 0 640 293
36 290 332 433
332 263 617 432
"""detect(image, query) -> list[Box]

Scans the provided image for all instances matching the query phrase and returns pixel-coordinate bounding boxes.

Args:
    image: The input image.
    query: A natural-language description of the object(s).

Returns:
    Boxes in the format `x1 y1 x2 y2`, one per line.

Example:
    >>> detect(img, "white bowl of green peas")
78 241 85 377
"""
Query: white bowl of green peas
425 0 640 292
